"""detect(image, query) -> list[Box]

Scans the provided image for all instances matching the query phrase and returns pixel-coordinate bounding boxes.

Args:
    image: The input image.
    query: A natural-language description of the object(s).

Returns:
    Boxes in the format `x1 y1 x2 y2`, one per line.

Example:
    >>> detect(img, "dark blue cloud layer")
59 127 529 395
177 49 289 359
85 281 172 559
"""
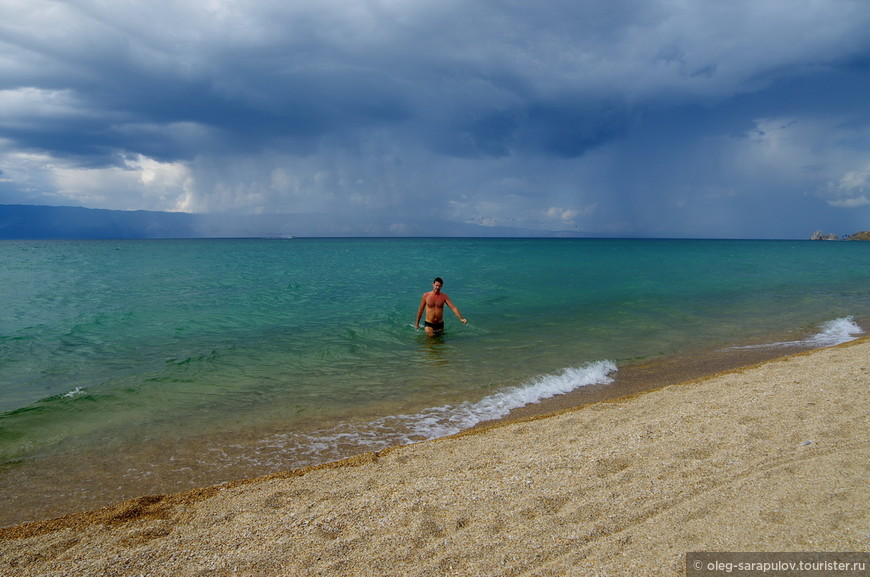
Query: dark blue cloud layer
1 0 868 237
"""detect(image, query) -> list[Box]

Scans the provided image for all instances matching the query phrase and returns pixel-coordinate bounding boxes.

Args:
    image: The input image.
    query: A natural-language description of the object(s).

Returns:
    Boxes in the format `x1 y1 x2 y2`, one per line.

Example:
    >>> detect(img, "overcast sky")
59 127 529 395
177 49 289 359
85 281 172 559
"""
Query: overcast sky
1 0 869 237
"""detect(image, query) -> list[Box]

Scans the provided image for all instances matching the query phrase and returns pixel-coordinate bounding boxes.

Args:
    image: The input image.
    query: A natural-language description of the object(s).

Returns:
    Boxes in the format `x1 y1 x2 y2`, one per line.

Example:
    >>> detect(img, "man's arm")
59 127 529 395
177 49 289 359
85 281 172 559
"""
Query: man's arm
414 295 427 328
445 297 467 324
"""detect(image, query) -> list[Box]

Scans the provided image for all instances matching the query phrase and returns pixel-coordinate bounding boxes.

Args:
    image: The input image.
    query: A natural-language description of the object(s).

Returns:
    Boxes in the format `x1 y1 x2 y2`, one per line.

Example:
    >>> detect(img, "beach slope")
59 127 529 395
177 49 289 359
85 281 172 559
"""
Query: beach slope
2 339 867 577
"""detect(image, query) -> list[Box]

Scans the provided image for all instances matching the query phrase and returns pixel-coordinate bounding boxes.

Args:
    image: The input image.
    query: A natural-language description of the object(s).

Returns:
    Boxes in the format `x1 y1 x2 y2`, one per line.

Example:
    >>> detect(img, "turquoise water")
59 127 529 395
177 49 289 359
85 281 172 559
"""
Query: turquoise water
1 238 868 524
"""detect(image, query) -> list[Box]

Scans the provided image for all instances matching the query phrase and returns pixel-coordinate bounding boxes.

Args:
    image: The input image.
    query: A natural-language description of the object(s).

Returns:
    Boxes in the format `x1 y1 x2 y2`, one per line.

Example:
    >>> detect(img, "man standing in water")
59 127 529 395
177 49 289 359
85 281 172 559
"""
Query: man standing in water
415 277 468 336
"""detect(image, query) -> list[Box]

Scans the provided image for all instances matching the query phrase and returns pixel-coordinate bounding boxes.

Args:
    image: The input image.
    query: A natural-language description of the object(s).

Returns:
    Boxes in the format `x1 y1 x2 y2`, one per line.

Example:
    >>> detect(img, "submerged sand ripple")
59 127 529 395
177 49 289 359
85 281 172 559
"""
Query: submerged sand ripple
2 339 867 576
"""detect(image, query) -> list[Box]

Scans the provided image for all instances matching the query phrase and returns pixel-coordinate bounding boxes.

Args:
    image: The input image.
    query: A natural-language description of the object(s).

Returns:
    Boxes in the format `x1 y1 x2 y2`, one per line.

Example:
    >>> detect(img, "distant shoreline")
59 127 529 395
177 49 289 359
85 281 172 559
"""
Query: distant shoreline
4 203 869 240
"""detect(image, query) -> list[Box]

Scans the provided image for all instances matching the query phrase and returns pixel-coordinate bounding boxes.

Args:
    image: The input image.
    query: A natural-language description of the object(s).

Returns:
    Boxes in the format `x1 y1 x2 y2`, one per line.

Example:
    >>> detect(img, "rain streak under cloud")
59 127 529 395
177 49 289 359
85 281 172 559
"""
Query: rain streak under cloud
1 0 869 237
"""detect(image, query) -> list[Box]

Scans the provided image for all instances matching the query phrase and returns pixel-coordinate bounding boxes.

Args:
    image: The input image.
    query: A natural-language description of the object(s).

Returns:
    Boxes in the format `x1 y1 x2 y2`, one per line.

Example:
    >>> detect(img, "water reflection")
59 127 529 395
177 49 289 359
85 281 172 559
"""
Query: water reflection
417 331 450 366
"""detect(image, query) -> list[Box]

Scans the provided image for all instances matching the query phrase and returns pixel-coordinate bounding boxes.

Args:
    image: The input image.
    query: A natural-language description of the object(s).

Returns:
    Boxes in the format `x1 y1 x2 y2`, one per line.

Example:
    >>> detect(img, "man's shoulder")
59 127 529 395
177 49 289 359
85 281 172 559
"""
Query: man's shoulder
423 291 447 301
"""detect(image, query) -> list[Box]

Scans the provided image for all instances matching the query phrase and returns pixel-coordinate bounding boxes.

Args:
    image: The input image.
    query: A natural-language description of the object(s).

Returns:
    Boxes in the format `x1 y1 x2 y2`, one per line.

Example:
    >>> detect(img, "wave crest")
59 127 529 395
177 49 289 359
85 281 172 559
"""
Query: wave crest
254 360 617 467
733 316 863 350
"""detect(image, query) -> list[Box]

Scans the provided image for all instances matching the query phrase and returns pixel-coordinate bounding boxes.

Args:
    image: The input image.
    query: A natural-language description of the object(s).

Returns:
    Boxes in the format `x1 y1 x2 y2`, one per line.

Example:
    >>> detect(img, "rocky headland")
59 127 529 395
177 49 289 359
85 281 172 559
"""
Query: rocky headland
809 230 870 240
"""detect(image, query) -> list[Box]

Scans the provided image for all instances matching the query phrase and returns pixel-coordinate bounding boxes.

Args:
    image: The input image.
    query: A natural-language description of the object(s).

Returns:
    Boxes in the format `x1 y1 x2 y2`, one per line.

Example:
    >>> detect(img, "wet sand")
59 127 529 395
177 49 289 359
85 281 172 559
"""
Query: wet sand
2 337 866 576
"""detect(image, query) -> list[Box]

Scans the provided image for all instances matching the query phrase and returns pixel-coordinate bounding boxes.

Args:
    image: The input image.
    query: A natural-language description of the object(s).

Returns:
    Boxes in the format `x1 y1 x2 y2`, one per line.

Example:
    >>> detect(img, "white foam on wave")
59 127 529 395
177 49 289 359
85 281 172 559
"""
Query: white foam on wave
806 316 865 346
62 386 87 398
732 316 864 350
251 360 618 467
392 360 618 441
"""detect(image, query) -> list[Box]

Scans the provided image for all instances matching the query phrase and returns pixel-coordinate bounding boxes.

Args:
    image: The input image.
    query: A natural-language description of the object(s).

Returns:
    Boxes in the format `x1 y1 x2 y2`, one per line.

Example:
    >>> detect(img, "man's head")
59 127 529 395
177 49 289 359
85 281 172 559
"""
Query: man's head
433 277 444 292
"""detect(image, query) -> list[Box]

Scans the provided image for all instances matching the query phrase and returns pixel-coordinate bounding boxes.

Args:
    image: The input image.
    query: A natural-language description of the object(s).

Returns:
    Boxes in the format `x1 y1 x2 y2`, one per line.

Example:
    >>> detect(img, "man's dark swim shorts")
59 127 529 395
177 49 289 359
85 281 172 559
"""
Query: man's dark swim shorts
424 321 445 331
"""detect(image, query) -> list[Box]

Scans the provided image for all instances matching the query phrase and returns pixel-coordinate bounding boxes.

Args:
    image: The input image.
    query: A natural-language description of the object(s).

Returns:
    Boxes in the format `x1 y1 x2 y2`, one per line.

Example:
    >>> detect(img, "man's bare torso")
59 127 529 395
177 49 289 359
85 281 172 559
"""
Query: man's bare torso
422 291 450 322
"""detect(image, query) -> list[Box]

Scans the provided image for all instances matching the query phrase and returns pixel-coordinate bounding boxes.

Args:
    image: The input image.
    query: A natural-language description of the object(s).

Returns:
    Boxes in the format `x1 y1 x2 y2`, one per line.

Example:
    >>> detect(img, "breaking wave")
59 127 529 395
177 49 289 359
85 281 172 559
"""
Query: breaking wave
732 316 863 350
244 360 618 468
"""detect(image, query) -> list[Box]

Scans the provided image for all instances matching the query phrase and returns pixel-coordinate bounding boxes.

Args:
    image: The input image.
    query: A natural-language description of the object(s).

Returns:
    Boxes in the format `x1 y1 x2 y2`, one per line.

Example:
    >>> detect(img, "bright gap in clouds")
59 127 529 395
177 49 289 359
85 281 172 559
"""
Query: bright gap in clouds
51 155 195 212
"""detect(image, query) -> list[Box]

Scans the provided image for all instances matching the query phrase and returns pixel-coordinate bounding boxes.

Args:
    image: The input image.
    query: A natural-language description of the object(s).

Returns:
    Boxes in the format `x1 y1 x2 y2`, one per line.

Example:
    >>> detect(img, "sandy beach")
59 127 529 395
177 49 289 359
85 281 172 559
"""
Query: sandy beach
2 338 867 576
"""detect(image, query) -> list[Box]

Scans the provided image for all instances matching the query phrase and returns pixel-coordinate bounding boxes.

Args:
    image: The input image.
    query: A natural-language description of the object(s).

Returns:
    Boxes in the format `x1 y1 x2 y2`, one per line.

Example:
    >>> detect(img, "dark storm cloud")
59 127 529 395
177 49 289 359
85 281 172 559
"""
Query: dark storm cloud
1 0 869 236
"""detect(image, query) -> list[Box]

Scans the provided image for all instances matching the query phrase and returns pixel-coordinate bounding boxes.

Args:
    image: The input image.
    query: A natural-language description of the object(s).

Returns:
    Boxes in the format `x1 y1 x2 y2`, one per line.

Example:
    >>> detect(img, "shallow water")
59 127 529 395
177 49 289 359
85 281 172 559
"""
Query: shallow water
1 238 867 525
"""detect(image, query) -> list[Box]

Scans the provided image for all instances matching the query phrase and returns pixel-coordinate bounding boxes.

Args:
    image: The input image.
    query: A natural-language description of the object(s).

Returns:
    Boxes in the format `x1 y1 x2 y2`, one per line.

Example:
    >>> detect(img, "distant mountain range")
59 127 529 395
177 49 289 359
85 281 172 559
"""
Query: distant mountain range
0 205 205 239
0 204 562 239
8 204 862 240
